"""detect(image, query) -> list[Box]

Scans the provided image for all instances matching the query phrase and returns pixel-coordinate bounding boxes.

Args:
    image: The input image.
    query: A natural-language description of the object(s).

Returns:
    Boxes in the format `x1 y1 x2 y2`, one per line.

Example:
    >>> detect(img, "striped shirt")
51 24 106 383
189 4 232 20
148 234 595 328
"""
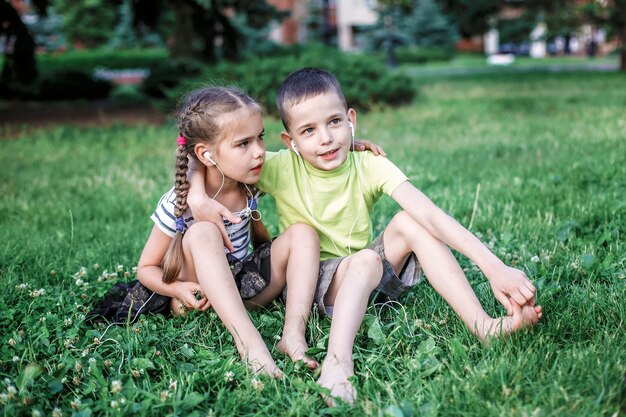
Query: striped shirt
150 187 261 261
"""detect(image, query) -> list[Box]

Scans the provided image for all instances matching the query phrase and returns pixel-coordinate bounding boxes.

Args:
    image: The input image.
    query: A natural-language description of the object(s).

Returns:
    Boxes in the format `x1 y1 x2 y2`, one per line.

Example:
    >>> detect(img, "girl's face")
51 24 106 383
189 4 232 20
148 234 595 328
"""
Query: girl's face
211 107 266 184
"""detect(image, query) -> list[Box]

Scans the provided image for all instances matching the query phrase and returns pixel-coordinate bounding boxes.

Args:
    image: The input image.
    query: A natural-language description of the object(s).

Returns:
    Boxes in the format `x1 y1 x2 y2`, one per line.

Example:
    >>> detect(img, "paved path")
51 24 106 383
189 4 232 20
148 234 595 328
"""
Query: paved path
403 61 620 78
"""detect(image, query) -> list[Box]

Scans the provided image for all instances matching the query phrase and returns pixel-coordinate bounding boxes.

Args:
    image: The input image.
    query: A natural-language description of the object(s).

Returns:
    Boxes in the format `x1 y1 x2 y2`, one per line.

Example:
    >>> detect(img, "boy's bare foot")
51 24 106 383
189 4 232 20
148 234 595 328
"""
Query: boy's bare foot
479 301 542 341
243 346 284 379
317 354 356 406
277 334 319 370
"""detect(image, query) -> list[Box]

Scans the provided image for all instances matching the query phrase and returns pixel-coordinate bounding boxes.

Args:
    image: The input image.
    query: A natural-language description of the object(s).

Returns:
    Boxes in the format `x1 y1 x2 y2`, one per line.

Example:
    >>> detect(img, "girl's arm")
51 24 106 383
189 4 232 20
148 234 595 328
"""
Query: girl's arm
391 181 536 313
187 161 240 253
137 225 210 311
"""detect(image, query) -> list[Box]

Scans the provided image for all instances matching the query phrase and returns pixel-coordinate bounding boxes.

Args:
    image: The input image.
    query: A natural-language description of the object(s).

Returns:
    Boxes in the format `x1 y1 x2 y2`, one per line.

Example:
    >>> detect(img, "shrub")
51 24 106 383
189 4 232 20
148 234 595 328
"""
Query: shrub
395 47 453 64
148 44 418 115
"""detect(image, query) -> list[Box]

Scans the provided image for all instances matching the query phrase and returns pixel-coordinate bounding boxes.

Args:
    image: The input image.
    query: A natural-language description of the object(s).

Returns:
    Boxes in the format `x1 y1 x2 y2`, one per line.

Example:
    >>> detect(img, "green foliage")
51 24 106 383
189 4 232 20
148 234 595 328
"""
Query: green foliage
36 48 169 72
411 0 458 51
143 44 418 115
395 46 454 64
1 71 625 417
54 0 120 47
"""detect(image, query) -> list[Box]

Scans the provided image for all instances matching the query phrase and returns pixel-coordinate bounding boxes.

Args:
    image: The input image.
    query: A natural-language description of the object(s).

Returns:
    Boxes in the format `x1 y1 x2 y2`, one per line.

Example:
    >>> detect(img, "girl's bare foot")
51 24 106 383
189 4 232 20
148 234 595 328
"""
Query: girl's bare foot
242 346 284 379
277 334 319 370
317 354 356 406
479 301 542 341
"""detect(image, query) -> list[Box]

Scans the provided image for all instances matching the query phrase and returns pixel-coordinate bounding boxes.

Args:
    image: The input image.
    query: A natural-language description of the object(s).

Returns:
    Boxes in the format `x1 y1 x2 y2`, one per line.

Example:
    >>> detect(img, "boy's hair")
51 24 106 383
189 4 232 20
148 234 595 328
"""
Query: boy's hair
276 67 347 130
162 86 270 284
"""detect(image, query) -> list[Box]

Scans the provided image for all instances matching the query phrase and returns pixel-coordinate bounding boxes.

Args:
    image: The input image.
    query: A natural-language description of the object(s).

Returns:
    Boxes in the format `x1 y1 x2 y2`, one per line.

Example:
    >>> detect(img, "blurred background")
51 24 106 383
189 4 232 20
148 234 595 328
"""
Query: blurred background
1 0 624 126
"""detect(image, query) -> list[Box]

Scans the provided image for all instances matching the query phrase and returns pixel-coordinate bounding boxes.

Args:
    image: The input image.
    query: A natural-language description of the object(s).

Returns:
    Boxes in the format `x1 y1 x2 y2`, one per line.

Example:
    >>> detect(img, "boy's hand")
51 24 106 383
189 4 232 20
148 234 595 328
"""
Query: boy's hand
187 192 240 253
488 265 536 315
351 139 387 157
175 281 211 311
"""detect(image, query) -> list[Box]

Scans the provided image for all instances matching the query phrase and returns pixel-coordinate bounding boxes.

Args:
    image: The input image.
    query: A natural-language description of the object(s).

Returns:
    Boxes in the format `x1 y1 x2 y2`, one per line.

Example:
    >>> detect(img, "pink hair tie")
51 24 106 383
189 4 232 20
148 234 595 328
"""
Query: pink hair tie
177 136 186 146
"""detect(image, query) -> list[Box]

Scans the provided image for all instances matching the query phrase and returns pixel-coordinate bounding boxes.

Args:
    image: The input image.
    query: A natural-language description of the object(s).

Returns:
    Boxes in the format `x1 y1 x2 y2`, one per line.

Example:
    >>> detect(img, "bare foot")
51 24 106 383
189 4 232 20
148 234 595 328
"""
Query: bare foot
317 354 356 406
479 301 542 341
277 334 319 370
242 346 283 379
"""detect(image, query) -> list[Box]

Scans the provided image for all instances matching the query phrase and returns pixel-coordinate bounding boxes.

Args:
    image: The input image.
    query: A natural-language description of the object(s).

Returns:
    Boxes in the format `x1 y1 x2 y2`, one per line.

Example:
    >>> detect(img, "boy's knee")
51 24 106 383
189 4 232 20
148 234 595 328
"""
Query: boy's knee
352 249 383 282
183 221 222 247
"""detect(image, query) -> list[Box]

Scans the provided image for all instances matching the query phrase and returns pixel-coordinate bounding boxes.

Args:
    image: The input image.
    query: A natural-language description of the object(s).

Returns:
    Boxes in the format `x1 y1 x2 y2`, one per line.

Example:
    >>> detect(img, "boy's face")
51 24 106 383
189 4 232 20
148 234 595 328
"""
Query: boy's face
281 92 356 171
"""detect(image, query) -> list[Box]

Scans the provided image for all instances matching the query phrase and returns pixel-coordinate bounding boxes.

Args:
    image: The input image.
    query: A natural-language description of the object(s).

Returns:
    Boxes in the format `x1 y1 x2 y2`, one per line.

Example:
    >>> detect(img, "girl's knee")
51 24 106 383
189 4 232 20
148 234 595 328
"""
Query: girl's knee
284 223 319 245
183 221 222 248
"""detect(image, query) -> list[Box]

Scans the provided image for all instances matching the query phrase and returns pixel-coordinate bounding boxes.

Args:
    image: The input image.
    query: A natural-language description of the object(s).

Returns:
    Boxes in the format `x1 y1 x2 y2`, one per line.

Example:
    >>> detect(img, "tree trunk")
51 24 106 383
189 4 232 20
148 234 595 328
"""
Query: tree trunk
0 1 37 86
169 0 196 62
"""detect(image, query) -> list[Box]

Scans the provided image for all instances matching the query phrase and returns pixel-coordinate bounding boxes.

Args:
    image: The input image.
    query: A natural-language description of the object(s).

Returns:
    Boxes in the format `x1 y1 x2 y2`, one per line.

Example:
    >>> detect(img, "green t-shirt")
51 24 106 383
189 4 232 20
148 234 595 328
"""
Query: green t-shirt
258 150 408 260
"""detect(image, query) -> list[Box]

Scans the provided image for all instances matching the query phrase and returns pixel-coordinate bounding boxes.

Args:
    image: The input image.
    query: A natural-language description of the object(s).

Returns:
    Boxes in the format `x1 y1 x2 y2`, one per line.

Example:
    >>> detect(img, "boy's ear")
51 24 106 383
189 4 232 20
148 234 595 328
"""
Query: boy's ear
280 131 293 149
348 108 357 130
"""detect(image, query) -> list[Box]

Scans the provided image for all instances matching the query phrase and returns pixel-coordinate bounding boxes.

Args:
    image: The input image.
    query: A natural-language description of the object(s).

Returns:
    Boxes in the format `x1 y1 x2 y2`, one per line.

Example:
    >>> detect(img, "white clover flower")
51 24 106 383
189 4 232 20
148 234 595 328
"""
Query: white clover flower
7 386 17 395
88 358 96 365
108 273 117 280
52 408 62 417
0 393 8 404
110 400 119 409
39 317 46 323
70 397 81 410
223 371 234 382
168 379 177 391
93 263 100 270
63 339 73 348
12 356 19 363
64 318 72 326
131 267 138 274
15 283 30 290
117 264 124 272
8 338 16 347
531 255 540 263
111 380 122 393
75 278 85 287
251 378 264 391
160 390 168 402
32 410 42 417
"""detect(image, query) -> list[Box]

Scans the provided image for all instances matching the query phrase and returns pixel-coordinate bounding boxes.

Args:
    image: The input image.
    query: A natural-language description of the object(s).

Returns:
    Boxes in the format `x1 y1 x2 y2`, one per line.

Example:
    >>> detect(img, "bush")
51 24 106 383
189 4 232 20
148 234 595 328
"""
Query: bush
1 70 112 100
395 47 453 64
148 44 418 115
37 48 168 73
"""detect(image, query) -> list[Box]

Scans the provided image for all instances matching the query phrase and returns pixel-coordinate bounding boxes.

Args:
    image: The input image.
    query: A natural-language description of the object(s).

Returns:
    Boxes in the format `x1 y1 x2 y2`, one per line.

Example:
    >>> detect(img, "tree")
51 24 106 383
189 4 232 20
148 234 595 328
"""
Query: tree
0 1 37 85
439 0 501 38
580 0 626 71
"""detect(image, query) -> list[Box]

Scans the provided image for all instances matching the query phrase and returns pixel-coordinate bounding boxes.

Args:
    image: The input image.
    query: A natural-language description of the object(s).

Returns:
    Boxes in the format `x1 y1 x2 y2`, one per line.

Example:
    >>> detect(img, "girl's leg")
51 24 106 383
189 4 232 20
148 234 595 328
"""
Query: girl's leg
382 211 541 340
182 222 282 377
246 224 320 369
317 249 383 406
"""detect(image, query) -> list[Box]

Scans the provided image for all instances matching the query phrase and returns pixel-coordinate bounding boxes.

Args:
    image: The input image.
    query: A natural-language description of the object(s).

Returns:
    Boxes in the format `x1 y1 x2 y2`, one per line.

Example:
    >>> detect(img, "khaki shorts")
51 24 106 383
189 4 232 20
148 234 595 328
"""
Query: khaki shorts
314 231 422 316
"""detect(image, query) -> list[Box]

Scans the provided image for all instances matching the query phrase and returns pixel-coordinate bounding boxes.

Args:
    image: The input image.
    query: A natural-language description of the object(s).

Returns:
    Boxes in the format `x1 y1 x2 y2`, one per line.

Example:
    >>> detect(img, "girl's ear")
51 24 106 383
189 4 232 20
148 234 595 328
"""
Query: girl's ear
194 143 214 166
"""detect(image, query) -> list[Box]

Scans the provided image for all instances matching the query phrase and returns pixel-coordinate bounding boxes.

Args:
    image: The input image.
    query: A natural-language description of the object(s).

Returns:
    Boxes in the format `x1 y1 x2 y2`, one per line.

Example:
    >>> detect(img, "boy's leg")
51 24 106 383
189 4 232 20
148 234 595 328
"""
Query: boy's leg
247 224 320 369
317 249 383 406
381 211 541 340
181 222 282 377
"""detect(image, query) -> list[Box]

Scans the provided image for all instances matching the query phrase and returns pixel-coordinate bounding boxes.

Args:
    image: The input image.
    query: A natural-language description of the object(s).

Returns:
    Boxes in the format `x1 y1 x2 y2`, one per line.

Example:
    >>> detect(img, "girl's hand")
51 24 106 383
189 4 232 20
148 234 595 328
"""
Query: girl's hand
488 265 536 315
175 281 211 311
351 139 387 157
187 192 241 253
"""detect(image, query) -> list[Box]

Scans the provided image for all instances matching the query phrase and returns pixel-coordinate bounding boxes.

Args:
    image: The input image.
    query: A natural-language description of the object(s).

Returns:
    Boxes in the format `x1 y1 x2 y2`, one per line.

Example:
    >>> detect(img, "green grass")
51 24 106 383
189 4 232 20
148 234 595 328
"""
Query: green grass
1 71 625 416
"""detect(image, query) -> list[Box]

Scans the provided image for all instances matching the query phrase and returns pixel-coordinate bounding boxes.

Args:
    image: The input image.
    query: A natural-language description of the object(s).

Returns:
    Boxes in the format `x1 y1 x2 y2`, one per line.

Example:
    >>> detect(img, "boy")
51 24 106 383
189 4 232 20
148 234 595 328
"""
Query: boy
189 68 542 405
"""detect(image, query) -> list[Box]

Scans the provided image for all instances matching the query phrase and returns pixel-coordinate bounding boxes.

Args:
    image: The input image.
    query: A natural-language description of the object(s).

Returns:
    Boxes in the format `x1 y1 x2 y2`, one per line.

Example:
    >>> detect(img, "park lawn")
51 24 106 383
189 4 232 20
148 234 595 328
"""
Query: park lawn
1 71 625 416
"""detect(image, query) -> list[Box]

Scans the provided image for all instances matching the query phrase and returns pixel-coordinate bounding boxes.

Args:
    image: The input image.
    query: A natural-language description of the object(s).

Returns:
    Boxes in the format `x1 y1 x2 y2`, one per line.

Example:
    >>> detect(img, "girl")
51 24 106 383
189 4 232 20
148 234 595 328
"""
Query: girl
137 86 320 377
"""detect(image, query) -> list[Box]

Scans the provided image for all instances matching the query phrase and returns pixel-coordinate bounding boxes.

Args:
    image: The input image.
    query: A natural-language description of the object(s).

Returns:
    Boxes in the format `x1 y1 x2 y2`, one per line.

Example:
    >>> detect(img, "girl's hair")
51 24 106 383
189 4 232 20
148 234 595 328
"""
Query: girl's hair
162 86 271 284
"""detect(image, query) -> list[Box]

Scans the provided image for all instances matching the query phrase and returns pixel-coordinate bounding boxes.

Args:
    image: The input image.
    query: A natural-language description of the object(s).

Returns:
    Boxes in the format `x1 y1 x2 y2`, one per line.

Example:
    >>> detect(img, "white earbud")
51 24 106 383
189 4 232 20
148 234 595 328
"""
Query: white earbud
349 122 354 140
203 151 217 165
290 140 301 157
